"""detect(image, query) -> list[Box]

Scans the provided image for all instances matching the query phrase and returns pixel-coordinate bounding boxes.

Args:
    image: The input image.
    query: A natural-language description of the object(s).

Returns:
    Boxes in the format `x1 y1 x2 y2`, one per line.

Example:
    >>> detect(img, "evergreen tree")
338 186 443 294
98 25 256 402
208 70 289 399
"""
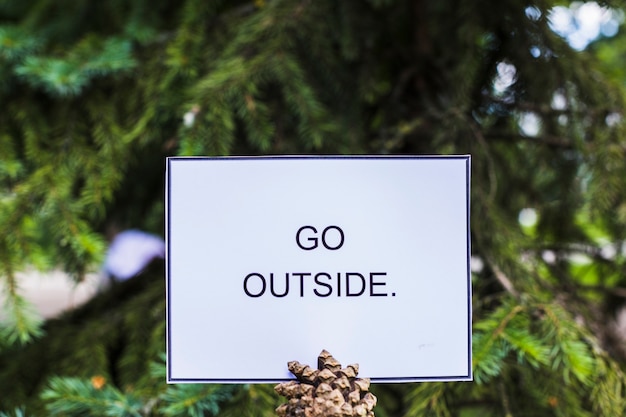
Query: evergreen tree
1 0 626 416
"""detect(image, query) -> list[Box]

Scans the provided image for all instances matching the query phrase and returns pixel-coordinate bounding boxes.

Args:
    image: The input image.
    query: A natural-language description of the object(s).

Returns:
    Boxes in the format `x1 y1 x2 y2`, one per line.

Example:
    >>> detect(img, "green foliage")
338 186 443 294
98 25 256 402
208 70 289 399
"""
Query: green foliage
41 374 275 417
29 334 275 417
0 409 28 417
40 372 239 417
42 377 144 417
0 26 42 62
0 268 166 414
158 384 237 417
0 292 44 345
472 300 600 386
404 382 453 417
2 0 626 416
15 37 136 97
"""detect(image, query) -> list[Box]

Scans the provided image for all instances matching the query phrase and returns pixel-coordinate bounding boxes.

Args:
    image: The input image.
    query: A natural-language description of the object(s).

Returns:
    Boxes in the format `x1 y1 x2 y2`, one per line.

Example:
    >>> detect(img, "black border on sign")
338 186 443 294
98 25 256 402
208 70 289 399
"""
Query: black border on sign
165 155 472 384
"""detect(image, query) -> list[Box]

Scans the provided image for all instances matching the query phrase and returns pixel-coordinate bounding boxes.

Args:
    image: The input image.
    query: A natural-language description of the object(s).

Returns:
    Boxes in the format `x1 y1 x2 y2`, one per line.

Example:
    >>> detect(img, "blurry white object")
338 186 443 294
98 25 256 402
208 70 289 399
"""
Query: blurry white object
0 269 99 319
104 229 165 280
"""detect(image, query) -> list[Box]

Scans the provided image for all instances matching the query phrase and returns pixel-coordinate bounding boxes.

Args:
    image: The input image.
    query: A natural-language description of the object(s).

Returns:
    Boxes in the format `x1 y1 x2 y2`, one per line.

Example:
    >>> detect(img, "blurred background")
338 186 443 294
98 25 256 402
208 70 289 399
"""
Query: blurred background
2 0 626 416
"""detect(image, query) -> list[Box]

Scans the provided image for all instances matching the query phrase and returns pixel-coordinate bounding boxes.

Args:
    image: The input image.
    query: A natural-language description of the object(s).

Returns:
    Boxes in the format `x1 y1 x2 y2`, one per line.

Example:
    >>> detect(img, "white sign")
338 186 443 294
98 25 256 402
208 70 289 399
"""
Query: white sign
166 156 471 383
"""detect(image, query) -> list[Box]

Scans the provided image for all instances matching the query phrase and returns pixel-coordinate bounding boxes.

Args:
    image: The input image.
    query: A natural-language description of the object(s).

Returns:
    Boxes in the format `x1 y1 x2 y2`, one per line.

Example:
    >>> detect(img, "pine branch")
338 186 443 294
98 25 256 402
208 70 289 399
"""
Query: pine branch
159 385 238 417
540 304 596 385
0 408 28 417
41 377 144 417
0 234 43 345
404 382 451 417
11 34 136 97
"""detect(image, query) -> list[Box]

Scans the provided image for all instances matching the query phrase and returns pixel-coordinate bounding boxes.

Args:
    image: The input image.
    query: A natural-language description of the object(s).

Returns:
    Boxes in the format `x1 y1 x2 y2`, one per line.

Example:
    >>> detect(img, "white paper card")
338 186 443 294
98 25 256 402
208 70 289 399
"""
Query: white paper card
166 156 472 383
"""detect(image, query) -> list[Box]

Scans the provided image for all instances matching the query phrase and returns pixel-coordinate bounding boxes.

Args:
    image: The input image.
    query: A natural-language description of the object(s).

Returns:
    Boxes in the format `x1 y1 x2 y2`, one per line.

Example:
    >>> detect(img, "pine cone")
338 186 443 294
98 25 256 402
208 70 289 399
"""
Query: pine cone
275 350 377 417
